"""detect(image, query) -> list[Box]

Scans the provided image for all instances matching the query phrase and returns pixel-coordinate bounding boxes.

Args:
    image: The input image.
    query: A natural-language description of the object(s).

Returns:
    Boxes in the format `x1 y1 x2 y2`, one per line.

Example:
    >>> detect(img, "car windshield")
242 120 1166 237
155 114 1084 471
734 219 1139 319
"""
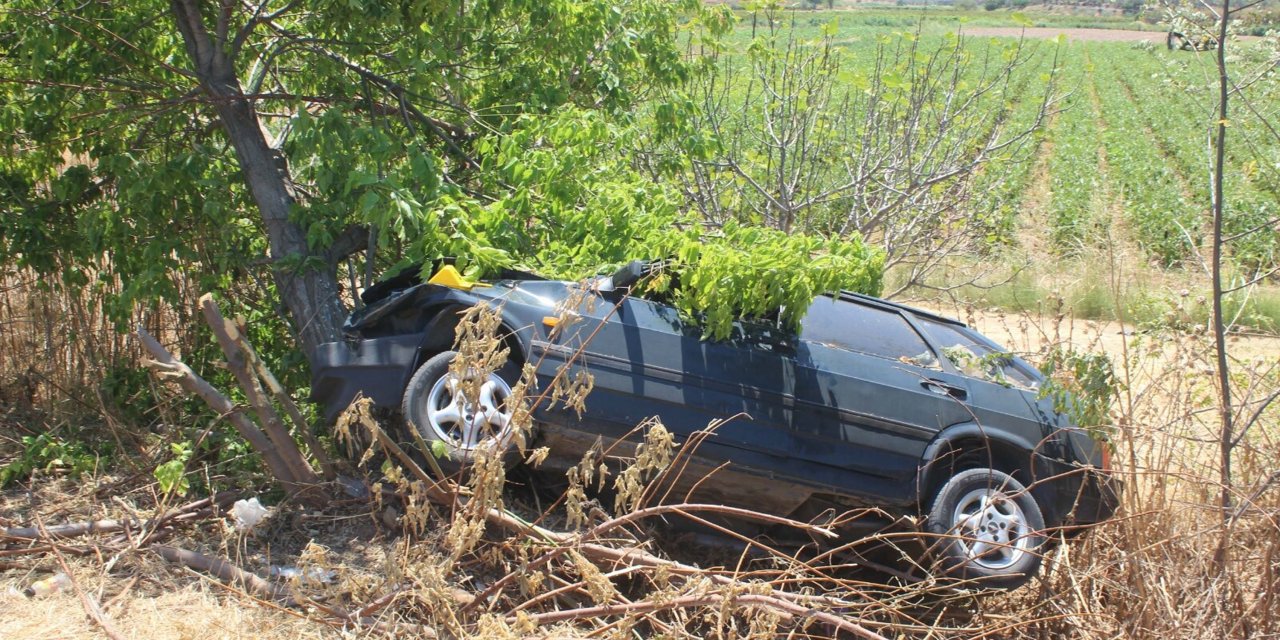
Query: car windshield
913 318 1040 389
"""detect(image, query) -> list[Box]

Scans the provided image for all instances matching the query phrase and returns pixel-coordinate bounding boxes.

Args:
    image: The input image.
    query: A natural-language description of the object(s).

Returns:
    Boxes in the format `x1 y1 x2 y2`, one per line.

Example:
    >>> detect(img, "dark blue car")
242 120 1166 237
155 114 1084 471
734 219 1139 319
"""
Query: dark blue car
313 262 1119 589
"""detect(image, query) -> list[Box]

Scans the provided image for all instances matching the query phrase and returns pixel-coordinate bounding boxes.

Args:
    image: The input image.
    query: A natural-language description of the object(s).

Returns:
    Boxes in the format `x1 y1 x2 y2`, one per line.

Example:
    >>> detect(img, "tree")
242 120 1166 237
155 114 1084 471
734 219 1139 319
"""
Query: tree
0 0 707 359
1164 0 1280 581
647 10 1057 296
3 1 893 365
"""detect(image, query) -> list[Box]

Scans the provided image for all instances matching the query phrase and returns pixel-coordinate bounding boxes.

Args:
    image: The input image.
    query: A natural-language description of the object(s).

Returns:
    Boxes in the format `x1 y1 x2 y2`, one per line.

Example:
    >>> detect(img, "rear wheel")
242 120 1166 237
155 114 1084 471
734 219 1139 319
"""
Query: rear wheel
401 350 521 475
926 468 1045 589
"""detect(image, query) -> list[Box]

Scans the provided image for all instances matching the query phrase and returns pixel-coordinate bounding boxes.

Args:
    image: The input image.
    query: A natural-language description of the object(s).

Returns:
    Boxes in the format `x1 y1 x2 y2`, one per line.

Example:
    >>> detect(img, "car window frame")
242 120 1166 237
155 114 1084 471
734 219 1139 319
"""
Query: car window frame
901 312 1042 388
800 294 944 369
655 299 796 355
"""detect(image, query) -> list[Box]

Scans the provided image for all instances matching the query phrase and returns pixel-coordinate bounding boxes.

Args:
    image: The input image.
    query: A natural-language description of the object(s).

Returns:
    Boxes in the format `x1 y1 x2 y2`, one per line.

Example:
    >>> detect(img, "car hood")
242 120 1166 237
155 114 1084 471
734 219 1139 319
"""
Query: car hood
488 279 579 310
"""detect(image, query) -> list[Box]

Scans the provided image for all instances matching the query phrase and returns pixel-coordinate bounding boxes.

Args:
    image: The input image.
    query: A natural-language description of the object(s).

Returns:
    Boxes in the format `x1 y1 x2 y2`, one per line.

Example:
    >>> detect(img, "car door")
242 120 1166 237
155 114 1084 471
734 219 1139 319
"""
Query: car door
909 315 1061 475
791 296 974 505
533 293 795 467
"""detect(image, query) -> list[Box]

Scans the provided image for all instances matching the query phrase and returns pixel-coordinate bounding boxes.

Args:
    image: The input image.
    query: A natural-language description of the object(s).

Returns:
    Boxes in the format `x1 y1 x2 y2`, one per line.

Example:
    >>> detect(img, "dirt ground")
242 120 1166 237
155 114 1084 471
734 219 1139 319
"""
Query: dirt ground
961 26 1168 41
0 478 384 638
962 26 1265 44
0 588 333 639
918 302 1280 363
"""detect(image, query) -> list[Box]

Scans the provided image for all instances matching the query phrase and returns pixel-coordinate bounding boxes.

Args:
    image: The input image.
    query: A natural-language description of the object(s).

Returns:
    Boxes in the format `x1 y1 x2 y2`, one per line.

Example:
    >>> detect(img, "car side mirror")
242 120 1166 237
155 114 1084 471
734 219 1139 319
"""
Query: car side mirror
589 275 616 293
609 260 652 291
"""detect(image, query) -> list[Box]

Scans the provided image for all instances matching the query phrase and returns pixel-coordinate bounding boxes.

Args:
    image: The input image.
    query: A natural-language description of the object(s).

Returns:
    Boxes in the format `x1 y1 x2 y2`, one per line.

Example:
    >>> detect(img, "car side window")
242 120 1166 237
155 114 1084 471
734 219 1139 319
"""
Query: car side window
914 317 1040 389
732 318 794 353
622 296 688 334
801 296 933 363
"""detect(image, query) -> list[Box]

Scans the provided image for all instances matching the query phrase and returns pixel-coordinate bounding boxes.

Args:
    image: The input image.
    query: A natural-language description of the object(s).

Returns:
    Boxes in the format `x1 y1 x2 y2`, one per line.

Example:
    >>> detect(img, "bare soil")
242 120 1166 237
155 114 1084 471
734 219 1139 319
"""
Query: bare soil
916 301 1280 363
963 27 1166 41
0 477 384 639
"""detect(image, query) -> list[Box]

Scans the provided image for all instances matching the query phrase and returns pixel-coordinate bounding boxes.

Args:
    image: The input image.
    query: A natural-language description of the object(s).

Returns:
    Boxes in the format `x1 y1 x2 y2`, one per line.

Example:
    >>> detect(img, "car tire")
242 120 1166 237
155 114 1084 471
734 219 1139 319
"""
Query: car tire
401 350 523 475
926 468 1046 589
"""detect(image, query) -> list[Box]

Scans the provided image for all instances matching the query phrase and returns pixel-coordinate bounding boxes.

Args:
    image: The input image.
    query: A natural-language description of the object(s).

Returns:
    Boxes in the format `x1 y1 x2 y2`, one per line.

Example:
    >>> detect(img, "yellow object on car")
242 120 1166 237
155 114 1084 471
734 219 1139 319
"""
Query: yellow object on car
427 264 478 291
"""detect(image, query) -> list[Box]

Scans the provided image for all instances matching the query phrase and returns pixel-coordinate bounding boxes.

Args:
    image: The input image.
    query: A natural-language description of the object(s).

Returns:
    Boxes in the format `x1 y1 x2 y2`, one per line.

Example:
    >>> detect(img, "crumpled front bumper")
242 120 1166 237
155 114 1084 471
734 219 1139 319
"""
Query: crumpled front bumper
1069 466 1123 526
1034 453 1123 528
310 334 423 424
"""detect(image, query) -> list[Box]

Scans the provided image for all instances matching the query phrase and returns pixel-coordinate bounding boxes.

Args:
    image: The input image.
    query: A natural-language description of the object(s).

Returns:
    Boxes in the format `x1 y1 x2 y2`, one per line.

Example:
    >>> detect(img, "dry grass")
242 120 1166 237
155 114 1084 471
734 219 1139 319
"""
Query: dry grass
916 297 1280 638
0 583 333 638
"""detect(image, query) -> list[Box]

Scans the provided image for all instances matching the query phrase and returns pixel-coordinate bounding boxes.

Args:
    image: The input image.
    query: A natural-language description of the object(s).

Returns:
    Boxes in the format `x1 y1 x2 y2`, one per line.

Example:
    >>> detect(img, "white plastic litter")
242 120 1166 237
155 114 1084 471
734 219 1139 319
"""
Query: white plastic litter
27 573 71 597
230 497 270 531
269 565 337 584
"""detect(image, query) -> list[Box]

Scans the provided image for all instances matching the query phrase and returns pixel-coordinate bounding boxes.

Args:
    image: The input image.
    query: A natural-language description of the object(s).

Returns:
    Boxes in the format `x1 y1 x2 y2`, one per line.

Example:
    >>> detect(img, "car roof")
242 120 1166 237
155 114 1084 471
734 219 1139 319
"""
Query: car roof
835 291 968 328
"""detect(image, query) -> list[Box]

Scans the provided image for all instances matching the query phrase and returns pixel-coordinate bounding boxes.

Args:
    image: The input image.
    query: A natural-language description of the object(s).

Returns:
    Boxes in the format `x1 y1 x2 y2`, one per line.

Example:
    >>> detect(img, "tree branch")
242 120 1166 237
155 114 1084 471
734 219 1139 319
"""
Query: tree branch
323 224 371 267
136 326 312 493
170 0 216 74
305 45 476 165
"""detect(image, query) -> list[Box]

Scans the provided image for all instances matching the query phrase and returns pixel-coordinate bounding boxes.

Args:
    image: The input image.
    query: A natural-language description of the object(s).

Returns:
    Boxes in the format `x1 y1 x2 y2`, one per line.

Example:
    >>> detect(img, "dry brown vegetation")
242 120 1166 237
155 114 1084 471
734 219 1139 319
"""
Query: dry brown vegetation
2 262 1280 639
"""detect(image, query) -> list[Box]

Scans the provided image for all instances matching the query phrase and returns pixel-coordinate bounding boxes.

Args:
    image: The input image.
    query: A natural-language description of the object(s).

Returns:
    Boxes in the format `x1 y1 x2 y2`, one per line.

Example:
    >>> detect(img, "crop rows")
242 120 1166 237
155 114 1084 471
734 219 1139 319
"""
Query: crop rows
779 20 1280 275
1089 52 1200 267
1046 44 1104 254
1113 50 1279 271
967 44 1057 245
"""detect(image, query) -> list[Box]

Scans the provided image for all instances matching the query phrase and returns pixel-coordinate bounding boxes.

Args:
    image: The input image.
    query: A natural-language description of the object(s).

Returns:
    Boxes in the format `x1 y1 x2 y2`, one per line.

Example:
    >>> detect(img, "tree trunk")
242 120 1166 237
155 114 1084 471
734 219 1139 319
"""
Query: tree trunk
169 0 348 359
1210 0 1235 574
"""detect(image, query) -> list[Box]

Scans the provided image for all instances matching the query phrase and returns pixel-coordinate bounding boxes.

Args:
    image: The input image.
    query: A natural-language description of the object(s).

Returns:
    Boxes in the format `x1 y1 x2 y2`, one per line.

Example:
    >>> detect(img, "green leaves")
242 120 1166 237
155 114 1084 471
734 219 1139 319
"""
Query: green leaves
663 222 883 340
429 440 449 460
0 433 98 489
1038 347 1118 442
1046 47 1104 255
1091 50 1200 267
154 442 193 497
385 105 884 341
0 0 709 322
0 0 887 375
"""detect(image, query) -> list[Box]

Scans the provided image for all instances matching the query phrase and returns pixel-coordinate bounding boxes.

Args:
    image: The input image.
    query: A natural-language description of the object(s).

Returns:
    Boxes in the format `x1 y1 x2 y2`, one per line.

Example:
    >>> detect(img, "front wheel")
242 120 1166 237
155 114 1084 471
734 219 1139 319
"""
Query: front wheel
401 350 522 474
926 468 1046 589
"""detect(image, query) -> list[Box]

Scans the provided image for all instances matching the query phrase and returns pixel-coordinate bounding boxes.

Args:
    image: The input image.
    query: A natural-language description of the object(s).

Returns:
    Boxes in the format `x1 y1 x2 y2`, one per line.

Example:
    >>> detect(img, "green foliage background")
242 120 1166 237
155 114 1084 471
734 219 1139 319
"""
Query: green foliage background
0 0 886 349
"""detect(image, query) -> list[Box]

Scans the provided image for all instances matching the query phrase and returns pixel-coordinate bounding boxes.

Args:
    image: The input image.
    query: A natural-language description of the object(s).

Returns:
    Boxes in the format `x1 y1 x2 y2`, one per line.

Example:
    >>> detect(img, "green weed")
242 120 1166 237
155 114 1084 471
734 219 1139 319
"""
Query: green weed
0 432 100 488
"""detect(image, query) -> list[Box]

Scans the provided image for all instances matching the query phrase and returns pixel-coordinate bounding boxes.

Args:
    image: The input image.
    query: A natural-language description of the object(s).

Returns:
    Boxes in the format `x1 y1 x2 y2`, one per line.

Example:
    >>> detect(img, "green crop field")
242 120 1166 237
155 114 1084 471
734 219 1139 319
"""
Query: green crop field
718 7 1280 327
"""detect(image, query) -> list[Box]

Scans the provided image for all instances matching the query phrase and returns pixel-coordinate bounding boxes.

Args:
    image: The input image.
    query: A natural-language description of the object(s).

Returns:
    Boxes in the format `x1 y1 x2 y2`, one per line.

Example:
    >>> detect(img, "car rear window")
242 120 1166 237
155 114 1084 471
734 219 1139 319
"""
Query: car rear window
802 297 932 362
914 318 1039 388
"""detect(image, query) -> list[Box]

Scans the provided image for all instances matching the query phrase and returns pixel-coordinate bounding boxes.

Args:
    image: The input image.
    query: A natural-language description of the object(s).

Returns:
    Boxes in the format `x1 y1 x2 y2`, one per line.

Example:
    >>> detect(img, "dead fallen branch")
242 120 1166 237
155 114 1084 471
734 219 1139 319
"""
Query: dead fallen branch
153 544 291 603
198 294 323 487
509 590 890 640
331 388 891 637
3 492 237 543
138 326 315 496
463 501 837 613
40 518 128 640
3 519 124 541
0 544 98 557
306 596 442 638
224 311 336 480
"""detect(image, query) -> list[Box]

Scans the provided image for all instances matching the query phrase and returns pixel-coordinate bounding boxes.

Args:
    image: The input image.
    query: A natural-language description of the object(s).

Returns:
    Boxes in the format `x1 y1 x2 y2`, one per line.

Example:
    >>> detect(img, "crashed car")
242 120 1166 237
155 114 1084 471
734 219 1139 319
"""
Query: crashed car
313 261 1119 589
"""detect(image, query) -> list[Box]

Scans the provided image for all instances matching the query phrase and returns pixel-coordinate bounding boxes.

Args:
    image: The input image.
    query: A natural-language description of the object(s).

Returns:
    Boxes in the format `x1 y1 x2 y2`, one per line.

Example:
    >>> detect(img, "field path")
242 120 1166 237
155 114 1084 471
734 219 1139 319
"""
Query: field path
912 301 1280 362
962 27 1165 42
1012 114 1056 256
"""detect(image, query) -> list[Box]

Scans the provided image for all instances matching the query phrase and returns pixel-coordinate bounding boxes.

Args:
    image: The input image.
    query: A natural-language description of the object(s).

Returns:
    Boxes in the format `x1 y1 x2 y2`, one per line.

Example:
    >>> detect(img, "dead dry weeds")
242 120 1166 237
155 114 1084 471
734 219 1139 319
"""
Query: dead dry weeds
3 278 1279 639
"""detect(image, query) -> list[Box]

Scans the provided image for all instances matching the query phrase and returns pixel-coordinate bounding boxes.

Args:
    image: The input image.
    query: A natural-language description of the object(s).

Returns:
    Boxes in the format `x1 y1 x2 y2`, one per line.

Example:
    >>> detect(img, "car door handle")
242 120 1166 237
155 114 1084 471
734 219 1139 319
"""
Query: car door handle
922 380 967 401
